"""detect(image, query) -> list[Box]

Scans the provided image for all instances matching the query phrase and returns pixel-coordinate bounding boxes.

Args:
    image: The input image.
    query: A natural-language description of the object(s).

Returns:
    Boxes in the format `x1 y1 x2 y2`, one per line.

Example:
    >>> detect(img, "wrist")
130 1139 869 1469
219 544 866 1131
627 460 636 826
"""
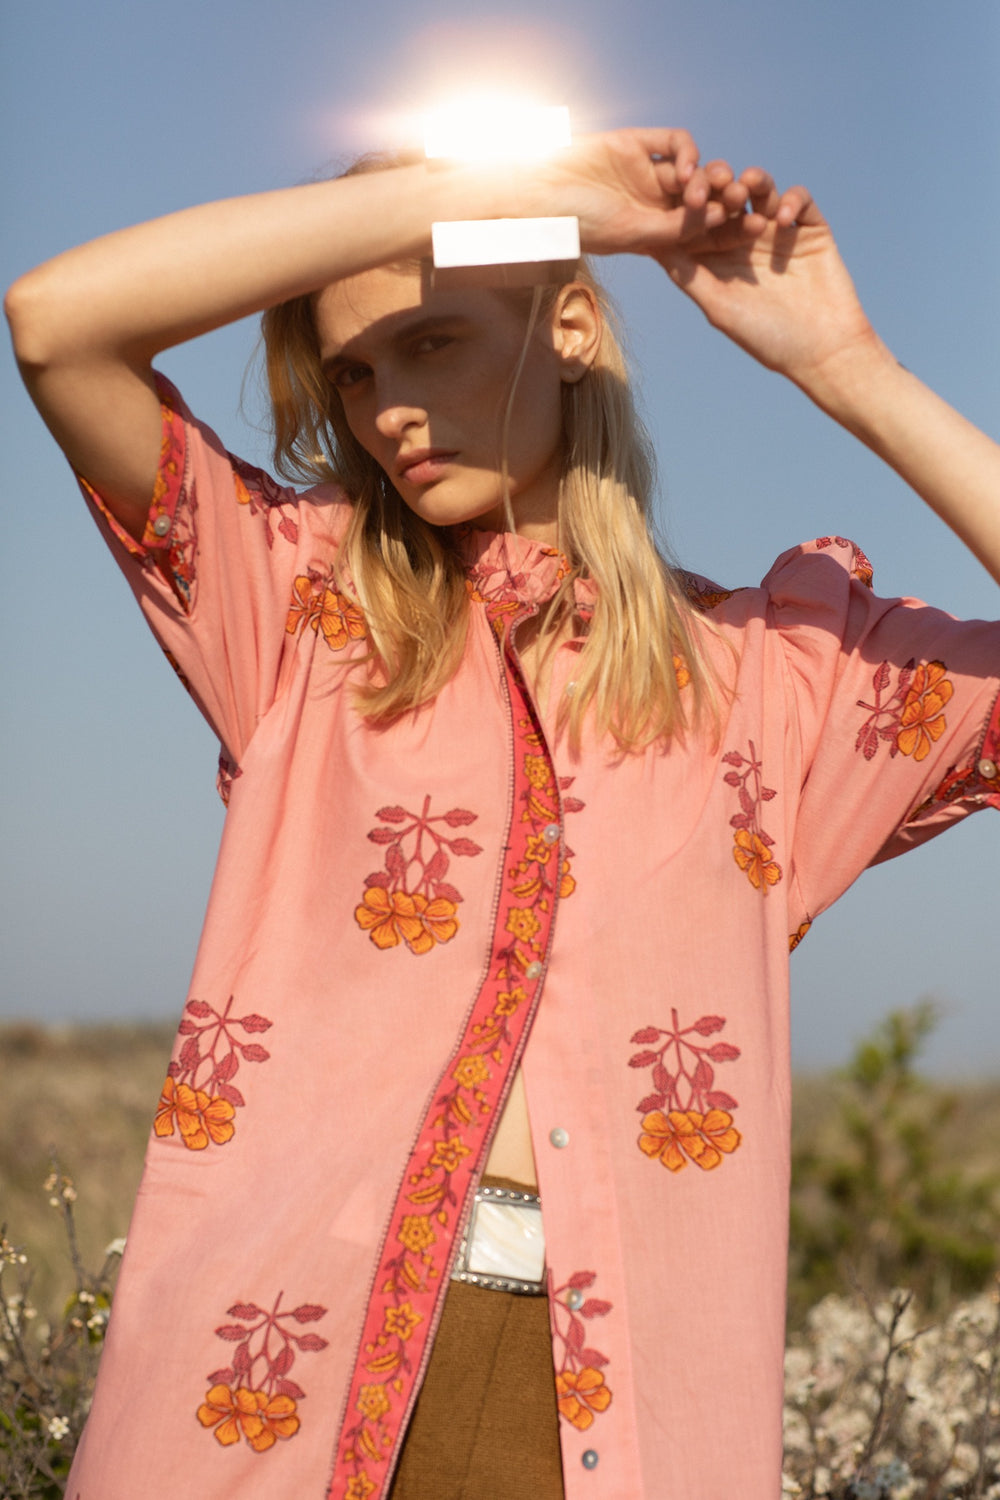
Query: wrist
792 330 903 429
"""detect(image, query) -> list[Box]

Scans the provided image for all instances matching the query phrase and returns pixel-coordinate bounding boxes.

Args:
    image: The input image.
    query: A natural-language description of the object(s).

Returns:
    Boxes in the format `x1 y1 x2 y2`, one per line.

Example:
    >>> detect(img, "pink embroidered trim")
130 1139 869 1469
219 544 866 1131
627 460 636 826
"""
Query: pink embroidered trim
327 601 572 1500
920 685 1000 812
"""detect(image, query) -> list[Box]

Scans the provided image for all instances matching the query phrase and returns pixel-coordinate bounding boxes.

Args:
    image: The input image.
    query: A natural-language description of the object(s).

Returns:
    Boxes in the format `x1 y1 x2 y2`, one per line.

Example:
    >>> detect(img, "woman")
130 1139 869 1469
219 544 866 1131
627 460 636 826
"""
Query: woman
6 128 999 1499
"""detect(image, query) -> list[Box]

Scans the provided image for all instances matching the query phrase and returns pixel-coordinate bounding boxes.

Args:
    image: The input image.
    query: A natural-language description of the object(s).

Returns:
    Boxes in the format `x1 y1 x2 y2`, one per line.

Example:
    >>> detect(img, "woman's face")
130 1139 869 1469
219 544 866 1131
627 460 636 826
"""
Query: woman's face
313 267 584 537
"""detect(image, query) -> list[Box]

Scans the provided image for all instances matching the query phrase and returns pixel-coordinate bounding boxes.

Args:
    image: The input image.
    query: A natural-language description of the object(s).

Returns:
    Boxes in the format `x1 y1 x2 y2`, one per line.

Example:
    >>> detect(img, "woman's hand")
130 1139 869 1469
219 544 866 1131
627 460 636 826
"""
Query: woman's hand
655 171 883 394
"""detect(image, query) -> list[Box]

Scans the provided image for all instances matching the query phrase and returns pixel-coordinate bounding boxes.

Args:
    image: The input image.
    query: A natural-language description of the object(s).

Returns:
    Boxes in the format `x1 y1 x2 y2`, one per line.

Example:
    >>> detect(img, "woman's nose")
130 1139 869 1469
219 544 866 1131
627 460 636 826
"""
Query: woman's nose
373 383 427 441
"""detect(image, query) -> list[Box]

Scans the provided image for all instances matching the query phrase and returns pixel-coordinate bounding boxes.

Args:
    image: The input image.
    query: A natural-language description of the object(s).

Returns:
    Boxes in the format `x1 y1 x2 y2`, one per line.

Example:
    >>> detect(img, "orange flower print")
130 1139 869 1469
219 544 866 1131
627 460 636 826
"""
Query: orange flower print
524 754 550 789
495 986 527 1016
556 1368 613 1430
429 1138 471 1172
452 1055 490 1089
673 652 691 690
789 920 812 953
505 906 541 942
550 1271 613 1433
160 995 272 1152
723 743 782 893
356 798 480 955
397 1215 437 1255
286 573 366 653
638 1108 742 1172
897 661 953 761
197 1386 299 1451
732 829 782 889
345 1476 376 1499
629 1010 743 1174
382 1302 422 1341
356 1384 391 1423
198 1293 327 1456
856 658 953 763
154 1077 235 1150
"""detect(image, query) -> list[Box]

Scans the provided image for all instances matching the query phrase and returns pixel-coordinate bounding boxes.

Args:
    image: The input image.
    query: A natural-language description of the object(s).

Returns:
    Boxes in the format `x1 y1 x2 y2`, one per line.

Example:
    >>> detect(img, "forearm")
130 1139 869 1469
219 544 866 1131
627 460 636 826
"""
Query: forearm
5 163 509 368
798 340 1000 588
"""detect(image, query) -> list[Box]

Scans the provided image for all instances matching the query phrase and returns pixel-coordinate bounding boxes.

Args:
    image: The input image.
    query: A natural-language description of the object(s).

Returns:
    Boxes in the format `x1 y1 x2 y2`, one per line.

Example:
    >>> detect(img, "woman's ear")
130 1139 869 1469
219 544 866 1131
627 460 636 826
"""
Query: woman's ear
552 283 602 383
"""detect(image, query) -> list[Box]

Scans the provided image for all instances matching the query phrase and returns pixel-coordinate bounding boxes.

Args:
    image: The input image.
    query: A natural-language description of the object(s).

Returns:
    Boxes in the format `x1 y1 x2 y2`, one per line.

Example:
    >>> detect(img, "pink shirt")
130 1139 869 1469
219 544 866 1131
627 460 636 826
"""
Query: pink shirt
68 378 1000 1500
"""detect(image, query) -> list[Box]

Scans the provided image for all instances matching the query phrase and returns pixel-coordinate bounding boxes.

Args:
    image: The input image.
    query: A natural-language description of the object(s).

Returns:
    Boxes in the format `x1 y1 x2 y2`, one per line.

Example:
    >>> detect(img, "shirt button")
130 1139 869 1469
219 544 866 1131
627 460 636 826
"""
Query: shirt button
542 823 561 845
525 961 543 980
582 1449 599 1470
566 1288 583 1310
549 1127 569 1149
565 680 578 696
977 757 998 780
152 514 172 537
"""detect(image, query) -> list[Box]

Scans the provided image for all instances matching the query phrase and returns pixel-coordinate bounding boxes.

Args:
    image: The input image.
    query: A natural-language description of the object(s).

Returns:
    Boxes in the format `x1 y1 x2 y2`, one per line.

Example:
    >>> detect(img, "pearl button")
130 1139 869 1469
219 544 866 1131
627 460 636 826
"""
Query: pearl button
152 514 172 537
542 823 561 845
525 961 543 980
977 757 998 780
549 1127 569 1149
566 1288 583 1310
565 680 578 696
582 1449 599 1470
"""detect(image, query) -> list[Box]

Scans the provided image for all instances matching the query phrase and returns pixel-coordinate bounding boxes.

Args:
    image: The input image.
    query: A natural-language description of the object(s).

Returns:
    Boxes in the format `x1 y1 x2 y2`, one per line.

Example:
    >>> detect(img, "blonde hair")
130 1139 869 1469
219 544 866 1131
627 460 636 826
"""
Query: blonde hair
261 164 722 751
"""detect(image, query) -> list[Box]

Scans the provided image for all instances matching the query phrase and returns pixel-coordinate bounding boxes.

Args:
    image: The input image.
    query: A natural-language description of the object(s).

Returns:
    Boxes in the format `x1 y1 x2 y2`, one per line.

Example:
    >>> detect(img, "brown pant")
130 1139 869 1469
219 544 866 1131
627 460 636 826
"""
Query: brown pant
388 1184 565 1500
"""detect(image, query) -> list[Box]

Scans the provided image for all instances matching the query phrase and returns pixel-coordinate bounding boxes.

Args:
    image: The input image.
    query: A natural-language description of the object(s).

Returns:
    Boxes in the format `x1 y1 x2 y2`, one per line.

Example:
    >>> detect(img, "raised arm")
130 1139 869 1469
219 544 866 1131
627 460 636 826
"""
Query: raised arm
654 176 1000 587
4 129 732 539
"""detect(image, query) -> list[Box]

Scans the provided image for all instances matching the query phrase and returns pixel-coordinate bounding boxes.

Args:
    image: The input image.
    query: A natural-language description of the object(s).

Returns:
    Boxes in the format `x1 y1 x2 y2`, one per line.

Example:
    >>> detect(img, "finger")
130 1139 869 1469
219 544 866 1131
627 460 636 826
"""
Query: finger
739 167 780 218
775 185 822 227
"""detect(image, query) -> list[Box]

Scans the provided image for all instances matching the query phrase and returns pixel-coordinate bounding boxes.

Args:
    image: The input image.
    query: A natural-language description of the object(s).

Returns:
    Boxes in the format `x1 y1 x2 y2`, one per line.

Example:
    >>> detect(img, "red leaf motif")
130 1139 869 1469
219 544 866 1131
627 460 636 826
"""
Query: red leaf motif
449 838 482 858
723 771 742 787
629 1050 660 1069
722 751 744 767
277 515 299 545
386 845 407 881
580 1299 612 1319
233 1343 252 1377
240 1044 270 1063
178 1019 198 1036
707 1042 740 1062
297 1334 329 1352
237 1014 272 1034
179 1036 201 1071
692 1015 726 1036
568 1271 597 1290
291 1304 328 1323
434 882 463 904
706 1091 738 1110
760 786 777 800
652 1064 672 1093
637 1093 666 1113
214 1051 239 1083
215 1324 248 1341
857 724 879 760
872 661 892 692
442 808 477 826
579 1348 609 1368
368 827 398 845
364 871 390 889
276 1379 307 1400
166 1061 179 1079
693 1059 714 1090
217 1082 246 1109
425 848 449 883
272 1345 295 1376
568 1321 584 1350
729 813 751 830
630 1027 661 1045
226 1303 263 1320
562 797 585 813
738 786 755 815
186 999 213 1019
208 1366 234 1385
376 806 409 823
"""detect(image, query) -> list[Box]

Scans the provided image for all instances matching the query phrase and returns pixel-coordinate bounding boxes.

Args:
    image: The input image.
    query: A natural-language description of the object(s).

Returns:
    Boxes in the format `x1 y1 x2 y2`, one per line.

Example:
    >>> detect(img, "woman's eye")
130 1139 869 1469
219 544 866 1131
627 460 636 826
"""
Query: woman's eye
413 334 451 355
331 364 370 390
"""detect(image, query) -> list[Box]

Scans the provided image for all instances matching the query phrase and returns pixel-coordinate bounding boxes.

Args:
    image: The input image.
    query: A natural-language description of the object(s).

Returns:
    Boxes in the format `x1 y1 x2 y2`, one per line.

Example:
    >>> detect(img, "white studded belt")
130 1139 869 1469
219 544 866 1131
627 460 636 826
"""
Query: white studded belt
450 1184 546 1296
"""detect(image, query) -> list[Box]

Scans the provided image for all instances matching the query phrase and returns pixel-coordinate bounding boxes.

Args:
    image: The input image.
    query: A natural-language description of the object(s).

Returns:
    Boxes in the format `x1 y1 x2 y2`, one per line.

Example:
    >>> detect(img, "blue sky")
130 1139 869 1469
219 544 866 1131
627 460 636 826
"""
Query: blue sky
2 0 998 1071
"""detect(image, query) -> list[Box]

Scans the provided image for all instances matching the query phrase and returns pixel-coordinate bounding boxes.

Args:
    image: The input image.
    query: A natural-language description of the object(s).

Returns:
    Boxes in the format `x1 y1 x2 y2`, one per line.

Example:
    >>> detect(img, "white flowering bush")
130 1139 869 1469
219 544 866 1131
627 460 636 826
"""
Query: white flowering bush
0 1168 123 1499
784 1285 1000 1498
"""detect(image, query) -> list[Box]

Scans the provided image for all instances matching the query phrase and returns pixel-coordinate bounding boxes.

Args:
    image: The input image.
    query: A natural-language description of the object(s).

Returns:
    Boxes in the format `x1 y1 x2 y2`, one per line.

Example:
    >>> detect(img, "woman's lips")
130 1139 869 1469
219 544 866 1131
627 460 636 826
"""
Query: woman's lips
396 450 457 485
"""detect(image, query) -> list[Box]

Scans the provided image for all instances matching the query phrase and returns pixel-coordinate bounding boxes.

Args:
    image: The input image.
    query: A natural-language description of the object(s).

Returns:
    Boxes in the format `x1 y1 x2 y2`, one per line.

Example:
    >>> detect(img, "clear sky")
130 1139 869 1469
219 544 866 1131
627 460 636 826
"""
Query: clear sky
1 0 997 1072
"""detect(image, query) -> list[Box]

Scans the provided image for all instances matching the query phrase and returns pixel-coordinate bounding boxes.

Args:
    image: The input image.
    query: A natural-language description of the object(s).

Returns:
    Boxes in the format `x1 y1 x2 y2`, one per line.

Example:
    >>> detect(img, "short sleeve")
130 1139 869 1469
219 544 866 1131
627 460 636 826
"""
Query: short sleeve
766 539 1000 923
77 373 351 767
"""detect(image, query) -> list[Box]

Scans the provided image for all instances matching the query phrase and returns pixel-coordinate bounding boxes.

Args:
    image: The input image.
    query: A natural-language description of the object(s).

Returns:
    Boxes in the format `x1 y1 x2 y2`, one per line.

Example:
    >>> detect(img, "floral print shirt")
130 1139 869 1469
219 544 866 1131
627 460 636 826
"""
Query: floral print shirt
68 377 1000 1500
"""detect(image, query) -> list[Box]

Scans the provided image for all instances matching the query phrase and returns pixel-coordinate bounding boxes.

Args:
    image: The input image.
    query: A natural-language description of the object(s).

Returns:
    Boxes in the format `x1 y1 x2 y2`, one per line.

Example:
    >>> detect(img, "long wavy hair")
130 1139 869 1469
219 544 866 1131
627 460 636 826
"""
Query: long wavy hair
260 157 723 752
